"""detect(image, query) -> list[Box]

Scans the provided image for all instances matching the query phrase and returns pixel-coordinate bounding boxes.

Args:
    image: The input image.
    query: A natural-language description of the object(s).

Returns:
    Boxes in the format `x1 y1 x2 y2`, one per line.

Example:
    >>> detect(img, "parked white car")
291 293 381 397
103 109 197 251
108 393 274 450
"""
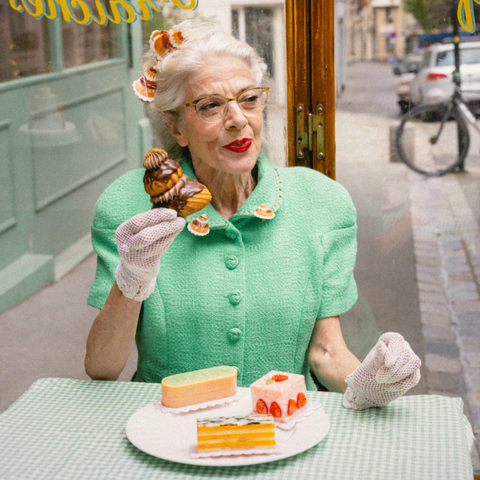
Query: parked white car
410 42 480 112
395 54 422 112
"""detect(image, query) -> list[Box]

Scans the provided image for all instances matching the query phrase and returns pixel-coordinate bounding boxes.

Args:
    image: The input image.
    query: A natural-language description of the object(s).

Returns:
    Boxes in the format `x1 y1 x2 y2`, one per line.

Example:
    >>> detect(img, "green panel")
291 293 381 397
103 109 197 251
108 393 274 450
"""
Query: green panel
0 253 54 315
31 160 128 257
0 121 16 234
30 88 127 211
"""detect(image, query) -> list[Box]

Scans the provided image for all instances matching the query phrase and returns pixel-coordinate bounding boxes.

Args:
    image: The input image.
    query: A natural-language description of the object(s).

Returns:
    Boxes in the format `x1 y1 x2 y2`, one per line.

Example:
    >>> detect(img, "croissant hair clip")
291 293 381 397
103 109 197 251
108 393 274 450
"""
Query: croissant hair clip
132 29 186 103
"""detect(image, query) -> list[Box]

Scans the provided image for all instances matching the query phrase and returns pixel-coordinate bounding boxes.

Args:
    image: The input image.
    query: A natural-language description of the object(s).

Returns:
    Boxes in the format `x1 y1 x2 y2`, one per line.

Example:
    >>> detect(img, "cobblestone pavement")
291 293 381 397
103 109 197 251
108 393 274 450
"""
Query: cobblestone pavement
409 170 480 472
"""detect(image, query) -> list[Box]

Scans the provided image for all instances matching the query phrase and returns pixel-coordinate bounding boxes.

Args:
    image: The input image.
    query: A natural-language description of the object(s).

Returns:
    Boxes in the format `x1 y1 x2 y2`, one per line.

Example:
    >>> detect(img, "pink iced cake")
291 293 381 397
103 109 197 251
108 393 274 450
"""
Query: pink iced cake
250 371 308 423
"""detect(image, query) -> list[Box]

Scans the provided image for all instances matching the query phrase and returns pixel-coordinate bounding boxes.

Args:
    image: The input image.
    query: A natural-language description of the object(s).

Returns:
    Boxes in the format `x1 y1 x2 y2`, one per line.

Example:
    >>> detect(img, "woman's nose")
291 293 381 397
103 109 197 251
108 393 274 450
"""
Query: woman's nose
224 101 248 130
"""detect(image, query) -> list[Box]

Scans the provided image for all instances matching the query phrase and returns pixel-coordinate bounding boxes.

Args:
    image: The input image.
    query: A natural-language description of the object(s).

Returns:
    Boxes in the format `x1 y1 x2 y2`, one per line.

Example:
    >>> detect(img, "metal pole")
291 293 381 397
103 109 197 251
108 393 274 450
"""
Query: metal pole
452 0 465 170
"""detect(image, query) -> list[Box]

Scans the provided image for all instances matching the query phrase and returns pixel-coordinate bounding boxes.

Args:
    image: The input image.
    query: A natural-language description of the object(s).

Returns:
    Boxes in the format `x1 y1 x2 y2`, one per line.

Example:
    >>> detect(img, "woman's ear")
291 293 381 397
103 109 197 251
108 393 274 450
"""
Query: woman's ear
165 114 189 148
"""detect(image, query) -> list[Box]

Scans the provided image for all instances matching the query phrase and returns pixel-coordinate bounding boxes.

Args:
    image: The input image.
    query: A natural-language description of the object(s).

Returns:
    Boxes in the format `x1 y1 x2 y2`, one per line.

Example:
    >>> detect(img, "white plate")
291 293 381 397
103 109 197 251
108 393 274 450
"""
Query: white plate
126 387 330 467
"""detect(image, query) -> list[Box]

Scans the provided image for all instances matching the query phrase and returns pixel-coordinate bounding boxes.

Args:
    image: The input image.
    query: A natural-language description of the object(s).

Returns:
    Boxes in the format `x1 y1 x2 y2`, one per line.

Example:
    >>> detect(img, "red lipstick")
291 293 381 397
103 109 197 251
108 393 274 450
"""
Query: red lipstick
223 138 252 153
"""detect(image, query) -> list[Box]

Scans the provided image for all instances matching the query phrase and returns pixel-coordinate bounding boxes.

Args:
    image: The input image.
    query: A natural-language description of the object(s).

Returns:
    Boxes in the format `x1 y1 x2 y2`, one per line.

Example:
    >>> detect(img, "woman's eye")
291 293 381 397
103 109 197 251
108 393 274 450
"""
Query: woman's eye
199 101 222 111
240 95 259 106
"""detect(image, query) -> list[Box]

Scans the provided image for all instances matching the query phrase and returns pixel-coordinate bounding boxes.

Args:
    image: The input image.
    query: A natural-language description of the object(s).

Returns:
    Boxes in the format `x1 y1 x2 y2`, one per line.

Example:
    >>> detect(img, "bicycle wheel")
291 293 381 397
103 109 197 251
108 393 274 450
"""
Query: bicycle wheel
396 103 470 176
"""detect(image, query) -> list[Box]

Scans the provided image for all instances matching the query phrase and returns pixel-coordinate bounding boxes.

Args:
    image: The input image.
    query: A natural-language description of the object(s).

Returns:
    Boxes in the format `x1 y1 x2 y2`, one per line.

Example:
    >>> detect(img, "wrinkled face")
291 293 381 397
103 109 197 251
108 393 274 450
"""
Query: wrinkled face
171 57 263 176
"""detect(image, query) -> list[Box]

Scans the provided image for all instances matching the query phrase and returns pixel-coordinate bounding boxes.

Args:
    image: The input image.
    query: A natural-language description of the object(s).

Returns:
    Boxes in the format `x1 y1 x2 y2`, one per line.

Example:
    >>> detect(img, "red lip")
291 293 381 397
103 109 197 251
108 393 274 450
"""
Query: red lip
223 138 252 153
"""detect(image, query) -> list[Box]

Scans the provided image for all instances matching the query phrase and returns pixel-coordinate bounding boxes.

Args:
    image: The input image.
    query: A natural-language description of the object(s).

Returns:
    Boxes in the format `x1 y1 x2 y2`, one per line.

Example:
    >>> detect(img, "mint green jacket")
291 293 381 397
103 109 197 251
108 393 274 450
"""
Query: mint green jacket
88 155 358 390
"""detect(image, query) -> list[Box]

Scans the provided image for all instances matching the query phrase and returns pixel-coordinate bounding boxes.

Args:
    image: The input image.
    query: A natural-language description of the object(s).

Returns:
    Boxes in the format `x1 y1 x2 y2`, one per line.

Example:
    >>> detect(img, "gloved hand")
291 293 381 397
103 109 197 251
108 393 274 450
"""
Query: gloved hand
115 208 185 302
343 332 421 410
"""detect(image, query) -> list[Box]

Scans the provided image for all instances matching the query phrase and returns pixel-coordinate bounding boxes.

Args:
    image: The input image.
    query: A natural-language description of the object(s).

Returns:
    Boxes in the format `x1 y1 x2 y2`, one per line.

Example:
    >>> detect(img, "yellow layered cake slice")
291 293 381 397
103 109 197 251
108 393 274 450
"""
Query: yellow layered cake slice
197 414 275 452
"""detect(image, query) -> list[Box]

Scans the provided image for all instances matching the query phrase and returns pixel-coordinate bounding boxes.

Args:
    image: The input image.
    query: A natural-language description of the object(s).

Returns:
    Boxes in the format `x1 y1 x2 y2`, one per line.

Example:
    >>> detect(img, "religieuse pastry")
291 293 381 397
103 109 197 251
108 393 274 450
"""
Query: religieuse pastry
187 214 209 236
161 366 237 408
142 148 212 218
254 204 275 220
250 371 308 423
196 414 275 453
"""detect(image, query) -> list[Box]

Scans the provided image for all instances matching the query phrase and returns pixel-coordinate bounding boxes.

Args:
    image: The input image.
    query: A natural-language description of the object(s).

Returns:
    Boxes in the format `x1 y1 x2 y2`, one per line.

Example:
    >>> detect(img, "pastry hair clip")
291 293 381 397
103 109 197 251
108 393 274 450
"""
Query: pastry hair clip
132 68 157 103
150 29 185 60
132 29 186 103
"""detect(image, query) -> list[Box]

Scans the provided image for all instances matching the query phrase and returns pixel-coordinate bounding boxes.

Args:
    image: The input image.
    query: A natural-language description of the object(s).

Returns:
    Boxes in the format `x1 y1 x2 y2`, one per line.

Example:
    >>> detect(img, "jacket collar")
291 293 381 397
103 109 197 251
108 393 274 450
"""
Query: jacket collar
180 153 284 228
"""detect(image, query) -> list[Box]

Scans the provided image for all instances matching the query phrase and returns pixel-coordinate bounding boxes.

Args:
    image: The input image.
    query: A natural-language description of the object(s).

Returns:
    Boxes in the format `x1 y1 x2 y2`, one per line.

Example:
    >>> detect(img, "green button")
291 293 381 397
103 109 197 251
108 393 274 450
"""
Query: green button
225 256 239 269
227 328 241 343
228 291 242 305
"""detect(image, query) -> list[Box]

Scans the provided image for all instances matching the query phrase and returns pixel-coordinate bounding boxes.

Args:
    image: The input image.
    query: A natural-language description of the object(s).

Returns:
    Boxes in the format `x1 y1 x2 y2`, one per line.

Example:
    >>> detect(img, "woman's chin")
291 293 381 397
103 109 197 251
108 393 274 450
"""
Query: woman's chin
220 149 259 174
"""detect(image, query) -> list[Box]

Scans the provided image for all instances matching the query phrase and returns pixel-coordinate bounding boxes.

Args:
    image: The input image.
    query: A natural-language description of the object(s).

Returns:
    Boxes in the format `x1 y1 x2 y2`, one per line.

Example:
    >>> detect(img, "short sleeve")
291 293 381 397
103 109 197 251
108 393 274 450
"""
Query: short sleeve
316 223 358 319
87 221 118 310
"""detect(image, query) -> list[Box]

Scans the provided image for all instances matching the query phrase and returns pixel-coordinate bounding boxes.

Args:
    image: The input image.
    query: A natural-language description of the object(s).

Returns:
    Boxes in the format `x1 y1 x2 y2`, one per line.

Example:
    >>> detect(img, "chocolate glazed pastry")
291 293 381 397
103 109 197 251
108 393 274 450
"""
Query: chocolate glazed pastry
143 148 212 218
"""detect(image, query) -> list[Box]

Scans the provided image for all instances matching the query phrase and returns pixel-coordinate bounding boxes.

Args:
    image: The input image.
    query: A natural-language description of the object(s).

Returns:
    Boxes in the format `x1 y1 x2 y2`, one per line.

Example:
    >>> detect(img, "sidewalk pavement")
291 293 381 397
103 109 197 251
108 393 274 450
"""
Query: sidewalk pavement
0 108 479 473
336 109 480 473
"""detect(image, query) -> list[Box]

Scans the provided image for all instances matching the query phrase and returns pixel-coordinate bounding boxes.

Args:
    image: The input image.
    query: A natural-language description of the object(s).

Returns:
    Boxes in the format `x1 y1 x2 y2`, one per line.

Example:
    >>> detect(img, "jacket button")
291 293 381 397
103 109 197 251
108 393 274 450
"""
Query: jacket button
228 291 242 305
225 228 237 240
227 328 241 343
225 255 239 269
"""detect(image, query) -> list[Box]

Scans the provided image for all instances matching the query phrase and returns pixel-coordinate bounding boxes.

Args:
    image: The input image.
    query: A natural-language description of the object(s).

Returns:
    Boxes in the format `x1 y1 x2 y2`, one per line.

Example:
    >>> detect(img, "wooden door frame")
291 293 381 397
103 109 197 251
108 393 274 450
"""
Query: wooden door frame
285 0 336 179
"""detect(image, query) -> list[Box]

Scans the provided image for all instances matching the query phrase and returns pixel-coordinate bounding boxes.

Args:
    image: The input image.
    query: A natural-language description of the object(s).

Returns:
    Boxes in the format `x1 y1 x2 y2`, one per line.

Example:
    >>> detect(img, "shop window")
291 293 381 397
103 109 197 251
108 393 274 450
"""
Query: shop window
62 17 119 69
0 5 51 82
0 0 119 83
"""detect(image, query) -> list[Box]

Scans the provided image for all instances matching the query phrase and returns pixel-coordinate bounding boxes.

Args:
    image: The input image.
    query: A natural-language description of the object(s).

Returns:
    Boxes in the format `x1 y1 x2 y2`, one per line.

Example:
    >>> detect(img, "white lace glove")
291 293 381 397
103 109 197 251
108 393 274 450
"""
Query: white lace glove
115 208 185 302
343 332 421 410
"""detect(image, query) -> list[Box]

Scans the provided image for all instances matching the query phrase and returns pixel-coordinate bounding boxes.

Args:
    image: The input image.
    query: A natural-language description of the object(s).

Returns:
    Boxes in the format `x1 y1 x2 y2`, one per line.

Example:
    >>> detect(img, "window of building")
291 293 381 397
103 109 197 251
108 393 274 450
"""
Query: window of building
62 11 119 69
232 9 240 40
0 5 51 82
0 2 120 84
231 6 275 78
385 7 393 24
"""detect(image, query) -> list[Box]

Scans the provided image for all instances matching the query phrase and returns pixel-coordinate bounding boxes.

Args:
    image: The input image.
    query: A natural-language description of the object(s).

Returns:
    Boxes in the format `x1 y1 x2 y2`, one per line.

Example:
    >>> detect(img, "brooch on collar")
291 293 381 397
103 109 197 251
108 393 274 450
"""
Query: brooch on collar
188 214 210 236
254 204 275 220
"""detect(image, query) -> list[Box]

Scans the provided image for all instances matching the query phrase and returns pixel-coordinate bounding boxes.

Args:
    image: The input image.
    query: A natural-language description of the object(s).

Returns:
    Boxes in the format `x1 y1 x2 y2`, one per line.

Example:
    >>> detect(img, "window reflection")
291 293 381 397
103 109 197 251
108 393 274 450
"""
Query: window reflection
245 7 275 78
62 1 119 69
0 5 50 82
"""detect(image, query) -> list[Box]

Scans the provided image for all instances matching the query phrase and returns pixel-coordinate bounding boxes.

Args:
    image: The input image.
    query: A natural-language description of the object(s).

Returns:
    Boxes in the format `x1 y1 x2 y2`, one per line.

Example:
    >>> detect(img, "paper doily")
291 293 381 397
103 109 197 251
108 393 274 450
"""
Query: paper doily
272 402 322 431
154 391 244 414
190 444 283 458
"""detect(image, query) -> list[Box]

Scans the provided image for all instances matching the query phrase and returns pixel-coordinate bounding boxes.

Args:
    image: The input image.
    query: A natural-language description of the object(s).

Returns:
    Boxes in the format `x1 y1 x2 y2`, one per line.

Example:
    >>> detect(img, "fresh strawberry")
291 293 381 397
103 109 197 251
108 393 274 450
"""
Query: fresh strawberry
287 399 298 416
272 374 288 382
297 392 307 409
269 401 282 417
255 398 268 414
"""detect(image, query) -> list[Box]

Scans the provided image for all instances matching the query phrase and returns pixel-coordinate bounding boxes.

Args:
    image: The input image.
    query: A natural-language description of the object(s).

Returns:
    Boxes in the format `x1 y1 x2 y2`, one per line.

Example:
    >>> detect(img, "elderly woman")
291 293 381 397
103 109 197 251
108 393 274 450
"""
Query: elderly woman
85 22 420 410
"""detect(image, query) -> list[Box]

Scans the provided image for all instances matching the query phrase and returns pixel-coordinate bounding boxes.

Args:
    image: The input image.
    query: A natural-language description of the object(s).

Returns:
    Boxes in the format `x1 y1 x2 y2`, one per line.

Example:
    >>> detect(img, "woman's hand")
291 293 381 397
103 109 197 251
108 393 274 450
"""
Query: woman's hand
115 208 185 301
343 332 421 410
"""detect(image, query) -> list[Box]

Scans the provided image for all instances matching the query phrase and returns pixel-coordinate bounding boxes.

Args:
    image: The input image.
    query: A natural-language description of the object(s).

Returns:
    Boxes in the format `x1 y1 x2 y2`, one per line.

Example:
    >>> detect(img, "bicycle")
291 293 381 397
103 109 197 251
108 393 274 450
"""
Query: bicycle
395 85 479 176
395 26 480 177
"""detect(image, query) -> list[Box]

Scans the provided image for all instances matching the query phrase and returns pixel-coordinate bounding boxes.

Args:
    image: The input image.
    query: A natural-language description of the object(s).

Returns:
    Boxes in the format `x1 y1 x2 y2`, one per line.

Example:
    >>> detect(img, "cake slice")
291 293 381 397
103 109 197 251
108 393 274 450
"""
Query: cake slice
250 371 308 423
197 414 275 452
161 366 237 408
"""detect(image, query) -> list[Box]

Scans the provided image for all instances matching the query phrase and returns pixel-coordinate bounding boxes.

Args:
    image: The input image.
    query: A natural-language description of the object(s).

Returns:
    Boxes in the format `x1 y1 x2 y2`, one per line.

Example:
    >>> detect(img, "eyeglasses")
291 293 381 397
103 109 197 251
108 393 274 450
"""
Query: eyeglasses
175 87 269 124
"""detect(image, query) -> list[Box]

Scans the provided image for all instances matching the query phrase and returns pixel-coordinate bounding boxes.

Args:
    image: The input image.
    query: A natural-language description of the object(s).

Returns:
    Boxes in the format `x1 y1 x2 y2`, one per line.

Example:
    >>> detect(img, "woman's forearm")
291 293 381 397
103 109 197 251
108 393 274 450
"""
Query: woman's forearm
85 281 142 381
307 316 361 393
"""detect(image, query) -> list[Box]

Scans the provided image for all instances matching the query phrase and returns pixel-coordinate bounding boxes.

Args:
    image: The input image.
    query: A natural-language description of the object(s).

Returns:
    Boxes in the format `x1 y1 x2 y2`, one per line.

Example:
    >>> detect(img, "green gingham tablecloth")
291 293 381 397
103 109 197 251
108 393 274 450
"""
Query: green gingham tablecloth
0 378 474 480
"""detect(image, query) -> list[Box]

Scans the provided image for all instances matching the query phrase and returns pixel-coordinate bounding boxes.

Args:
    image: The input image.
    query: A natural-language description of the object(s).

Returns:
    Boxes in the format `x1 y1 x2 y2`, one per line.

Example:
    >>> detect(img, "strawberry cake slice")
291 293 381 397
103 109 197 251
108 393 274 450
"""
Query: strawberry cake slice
250 371 308 423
